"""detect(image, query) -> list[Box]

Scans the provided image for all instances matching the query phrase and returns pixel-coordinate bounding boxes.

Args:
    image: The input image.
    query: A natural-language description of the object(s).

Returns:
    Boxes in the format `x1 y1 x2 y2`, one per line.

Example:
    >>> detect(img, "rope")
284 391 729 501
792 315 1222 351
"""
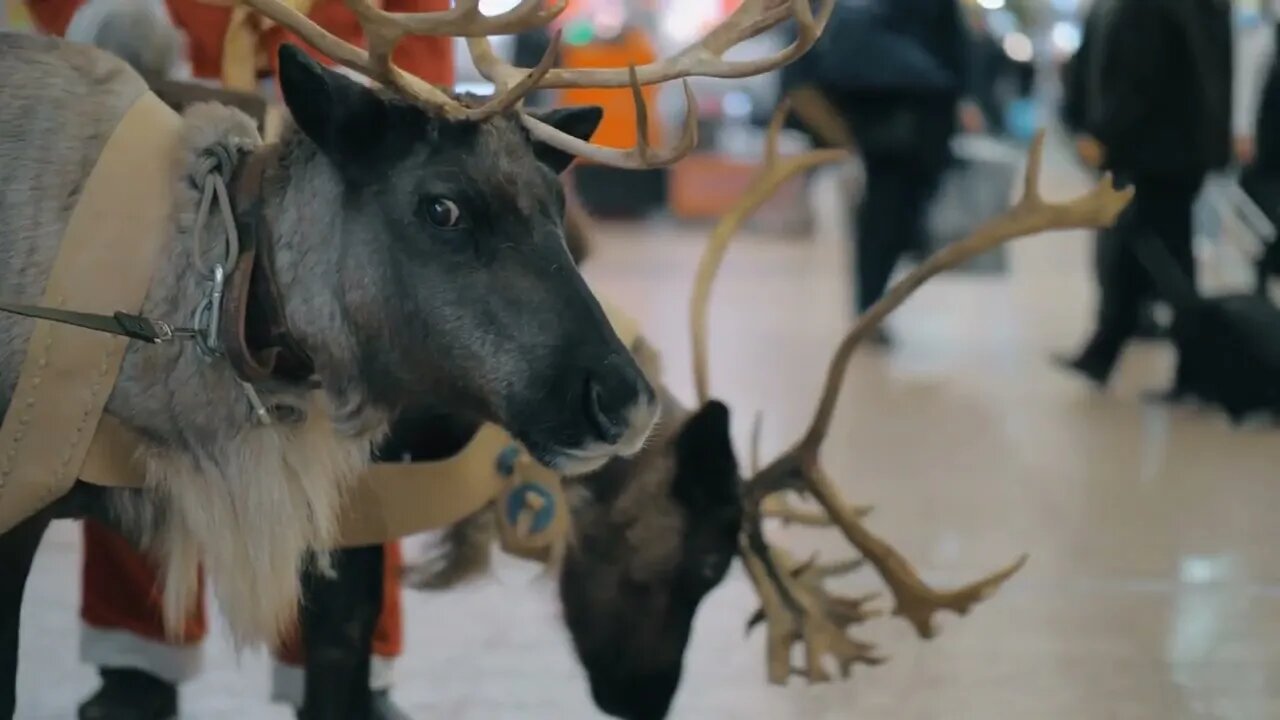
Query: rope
191 148 240 281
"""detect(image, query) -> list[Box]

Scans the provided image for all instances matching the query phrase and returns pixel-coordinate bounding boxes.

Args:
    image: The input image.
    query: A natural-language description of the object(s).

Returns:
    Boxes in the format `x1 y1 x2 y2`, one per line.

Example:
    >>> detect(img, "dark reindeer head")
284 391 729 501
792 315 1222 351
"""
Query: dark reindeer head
560 392 742 720
274 47 656 473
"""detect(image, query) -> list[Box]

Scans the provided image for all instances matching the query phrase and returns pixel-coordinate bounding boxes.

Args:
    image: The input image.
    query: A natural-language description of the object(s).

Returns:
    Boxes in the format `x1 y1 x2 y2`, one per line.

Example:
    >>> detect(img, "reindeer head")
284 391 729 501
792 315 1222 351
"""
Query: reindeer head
556 114 1135 718
272 49 658 474
239 0 809 473
558 376 741 720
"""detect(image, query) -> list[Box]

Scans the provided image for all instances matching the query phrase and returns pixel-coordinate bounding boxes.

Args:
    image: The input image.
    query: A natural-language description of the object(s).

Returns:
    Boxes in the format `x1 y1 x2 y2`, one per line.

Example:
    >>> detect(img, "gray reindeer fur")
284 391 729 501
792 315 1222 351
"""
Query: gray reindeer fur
0 31 656 647
0 32 378 643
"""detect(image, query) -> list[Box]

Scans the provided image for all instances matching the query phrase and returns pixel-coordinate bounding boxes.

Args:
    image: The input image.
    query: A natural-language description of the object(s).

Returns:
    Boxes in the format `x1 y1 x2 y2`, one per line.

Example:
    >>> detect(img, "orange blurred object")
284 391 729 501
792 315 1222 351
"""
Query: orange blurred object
558 26 662 152
668 152 807 221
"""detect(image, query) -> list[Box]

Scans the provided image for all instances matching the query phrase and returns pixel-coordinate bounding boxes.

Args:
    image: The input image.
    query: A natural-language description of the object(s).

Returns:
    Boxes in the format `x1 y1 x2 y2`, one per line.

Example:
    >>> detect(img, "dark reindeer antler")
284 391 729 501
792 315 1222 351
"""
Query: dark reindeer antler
237 0 835 169
690 127 1134 683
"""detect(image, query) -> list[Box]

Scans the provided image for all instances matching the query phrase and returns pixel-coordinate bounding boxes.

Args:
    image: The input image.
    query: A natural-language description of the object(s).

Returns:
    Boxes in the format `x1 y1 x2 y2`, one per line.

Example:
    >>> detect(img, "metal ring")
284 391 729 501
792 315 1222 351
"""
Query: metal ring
192 264 225 359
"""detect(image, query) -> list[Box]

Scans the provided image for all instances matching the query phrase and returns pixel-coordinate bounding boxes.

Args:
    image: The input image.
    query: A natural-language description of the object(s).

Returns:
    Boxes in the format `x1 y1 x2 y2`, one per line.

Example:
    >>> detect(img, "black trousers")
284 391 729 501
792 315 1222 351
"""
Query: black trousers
1076 173 1204 373
854 155 944 312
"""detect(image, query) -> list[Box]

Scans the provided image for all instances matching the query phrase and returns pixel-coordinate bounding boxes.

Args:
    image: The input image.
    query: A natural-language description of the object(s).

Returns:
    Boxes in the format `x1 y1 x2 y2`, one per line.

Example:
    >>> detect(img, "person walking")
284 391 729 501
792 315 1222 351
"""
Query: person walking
1056 0 1233 386
1061 0 1170 339
782 0 979 345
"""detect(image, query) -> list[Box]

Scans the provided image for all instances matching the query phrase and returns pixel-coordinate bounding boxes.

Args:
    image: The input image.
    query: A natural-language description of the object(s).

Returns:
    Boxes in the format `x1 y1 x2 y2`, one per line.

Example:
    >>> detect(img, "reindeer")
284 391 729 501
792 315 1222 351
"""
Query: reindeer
406 118 1135 719
0 1 833 717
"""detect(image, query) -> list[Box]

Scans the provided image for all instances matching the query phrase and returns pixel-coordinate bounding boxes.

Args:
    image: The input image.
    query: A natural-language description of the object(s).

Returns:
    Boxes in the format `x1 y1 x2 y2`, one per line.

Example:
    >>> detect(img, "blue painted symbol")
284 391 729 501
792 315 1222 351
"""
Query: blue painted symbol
495 444 521 477
504 483 556 535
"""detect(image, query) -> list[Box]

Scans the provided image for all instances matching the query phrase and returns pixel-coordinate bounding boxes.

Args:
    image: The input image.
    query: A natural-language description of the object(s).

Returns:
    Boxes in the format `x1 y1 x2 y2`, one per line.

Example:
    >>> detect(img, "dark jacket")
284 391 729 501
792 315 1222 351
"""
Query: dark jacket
788 0 969 96
1249 25 1280 174
1088 0 1232 178
781 0 969 164
1061 0 1114 133
1241 24 1280 225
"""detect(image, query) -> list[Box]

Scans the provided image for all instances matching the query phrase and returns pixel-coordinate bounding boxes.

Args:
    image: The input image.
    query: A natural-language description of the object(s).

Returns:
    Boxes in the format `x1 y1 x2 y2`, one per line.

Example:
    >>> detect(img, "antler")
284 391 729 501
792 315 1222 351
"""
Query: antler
690 99 849 402
472 0 836 168
238 0 834 169
740 543 885 683
238 0 564 119
684 102 848 682
741 131 1133 672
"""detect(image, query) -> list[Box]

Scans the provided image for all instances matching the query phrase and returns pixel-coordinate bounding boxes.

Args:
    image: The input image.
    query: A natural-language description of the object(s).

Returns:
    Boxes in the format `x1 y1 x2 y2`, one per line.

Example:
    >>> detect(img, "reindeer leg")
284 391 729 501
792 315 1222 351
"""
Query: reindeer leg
298 544 383 720
0 506 53 720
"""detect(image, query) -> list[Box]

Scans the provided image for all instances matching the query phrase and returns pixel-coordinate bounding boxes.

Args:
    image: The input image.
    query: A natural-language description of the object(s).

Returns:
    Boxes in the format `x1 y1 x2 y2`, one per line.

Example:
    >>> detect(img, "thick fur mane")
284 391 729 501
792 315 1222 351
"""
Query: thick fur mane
119 397 378 645
0 36 387 645
111 103 388 644
112 105 388 644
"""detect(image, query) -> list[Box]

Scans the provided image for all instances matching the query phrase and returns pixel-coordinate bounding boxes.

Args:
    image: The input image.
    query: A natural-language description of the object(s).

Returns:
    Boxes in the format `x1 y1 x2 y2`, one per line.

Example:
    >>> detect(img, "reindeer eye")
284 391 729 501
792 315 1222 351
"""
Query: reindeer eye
422 197 462 229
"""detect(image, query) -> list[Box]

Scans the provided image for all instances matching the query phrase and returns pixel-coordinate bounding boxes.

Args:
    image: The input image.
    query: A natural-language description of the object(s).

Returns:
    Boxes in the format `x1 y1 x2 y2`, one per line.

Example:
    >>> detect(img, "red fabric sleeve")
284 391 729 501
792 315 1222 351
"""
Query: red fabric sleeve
23 0 86 36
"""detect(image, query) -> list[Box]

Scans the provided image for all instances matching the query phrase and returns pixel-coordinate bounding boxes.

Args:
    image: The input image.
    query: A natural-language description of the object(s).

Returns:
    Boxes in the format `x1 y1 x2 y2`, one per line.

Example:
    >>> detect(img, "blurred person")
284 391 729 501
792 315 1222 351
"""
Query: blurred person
1239 10 1278 202
1060 0 1114 156
1061 0 1169 338
1238 10 1280 285
1056 0 1233 386
965 7 1010 135
1233 4 1276 168
782 0 980 346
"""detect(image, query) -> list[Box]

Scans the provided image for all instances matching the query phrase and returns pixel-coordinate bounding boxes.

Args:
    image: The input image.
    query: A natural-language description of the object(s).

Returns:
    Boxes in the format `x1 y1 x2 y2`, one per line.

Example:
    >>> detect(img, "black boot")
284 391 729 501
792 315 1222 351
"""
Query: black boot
370 689 411 720
1052 351 1112 388
78 668 177 720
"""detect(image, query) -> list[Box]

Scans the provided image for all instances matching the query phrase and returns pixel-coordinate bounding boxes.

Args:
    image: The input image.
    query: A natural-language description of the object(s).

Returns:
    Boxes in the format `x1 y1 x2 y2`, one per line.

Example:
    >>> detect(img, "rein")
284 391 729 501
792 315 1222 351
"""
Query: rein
0 143 316 425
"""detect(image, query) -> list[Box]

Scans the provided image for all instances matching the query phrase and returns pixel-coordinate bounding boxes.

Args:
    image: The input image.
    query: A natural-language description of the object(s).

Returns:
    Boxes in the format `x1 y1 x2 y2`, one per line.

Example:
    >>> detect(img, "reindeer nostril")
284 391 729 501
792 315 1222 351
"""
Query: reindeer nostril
585 375 627 445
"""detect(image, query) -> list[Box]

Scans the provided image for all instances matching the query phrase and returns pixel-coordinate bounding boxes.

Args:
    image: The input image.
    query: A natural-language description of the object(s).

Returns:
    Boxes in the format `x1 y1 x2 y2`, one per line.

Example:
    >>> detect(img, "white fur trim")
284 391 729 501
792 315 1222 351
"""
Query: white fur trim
269 655 396 707
79 623 204 685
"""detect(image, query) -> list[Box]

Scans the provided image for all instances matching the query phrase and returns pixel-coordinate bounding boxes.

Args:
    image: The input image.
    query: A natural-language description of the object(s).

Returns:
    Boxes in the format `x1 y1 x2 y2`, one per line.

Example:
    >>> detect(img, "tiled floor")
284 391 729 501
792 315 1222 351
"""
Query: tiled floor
17 136 1280 719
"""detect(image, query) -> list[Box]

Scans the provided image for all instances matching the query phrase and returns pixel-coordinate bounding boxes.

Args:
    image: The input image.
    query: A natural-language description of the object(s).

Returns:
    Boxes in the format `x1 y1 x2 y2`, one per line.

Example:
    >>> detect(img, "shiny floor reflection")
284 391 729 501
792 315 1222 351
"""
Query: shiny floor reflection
18 148 1280 719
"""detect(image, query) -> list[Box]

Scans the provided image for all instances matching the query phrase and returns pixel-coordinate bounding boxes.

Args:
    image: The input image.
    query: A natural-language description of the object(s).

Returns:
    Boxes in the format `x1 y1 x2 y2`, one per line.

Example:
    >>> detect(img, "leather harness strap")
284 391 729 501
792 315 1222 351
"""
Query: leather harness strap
220 145 317 388
0 91 181 534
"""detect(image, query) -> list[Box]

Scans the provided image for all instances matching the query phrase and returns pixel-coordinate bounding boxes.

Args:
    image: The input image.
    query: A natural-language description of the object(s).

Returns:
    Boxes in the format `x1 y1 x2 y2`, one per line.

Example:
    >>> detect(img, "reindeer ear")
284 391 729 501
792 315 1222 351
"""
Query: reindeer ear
528 105 604 174
672 401 740 510
277 44 389 175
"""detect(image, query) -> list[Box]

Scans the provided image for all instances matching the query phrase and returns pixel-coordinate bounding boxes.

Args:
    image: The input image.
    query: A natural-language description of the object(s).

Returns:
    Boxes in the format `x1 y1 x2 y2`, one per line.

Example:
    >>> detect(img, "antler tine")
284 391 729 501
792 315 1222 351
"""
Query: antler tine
745 130 1132 641
514 0 836 89
690 100 848 401
238 0 564 121
466 29 698 166
740 541 886 684
349 0 562 39
518 67 701 169
465 0 834 168
793 131 1133 456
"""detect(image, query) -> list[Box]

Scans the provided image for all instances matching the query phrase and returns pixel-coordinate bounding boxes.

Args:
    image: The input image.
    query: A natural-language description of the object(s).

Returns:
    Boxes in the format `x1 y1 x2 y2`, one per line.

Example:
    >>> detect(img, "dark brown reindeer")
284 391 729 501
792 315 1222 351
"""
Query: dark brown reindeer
409 122 1134 719
0 1 835 719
